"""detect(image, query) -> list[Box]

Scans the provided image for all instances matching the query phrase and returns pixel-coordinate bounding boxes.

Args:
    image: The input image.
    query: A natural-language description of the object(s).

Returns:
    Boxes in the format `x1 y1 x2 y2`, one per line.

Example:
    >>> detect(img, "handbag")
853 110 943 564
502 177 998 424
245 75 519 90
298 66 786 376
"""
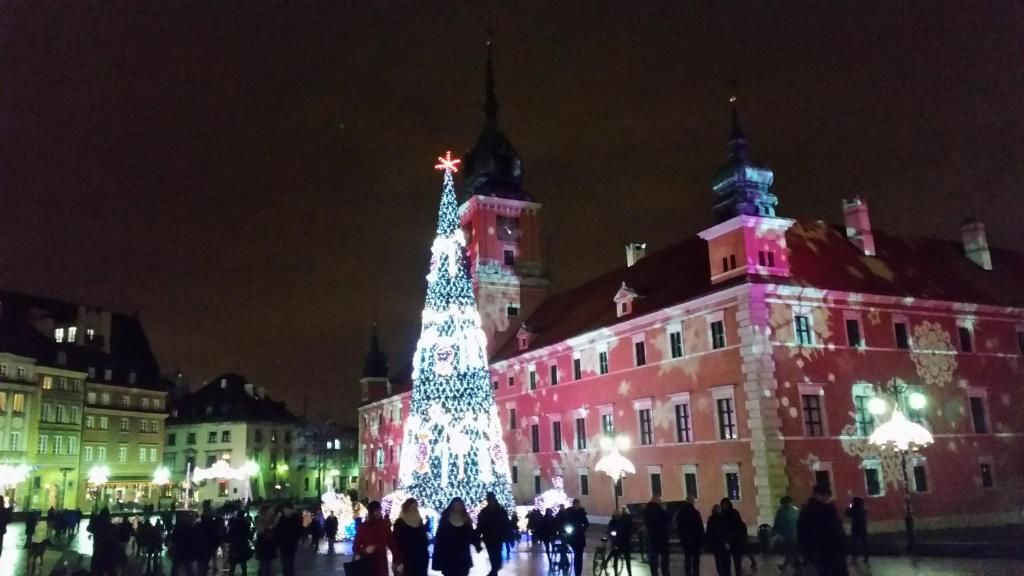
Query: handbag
344 556 372 576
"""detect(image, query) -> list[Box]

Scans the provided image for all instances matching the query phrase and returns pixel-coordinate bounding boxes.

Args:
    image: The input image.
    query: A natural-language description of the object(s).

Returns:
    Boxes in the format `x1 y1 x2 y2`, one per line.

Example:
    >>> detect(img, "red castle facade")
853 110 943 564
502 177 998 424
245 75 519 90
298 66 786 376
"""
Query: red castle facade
359 66 1024 530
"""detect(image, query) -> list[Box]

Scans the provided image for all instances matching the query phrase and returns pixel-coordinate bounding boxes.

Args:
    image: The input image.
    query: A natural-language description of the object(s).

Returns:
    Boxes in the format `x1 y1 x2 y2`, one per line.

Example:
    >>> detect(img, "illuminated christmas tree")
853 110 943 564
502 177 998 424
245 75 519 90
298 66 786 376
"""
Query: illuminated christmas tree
397 151 514 515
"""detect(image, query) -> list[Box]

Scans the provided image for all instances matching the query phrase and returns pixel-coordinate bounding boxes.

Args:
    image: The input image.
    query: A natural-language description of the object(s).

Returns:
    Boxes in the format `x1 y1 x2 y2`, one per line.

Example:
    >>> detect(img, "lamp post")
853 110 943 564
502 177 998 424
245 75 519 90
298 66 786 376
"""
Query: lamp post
595 434 634 513
867 380 932 553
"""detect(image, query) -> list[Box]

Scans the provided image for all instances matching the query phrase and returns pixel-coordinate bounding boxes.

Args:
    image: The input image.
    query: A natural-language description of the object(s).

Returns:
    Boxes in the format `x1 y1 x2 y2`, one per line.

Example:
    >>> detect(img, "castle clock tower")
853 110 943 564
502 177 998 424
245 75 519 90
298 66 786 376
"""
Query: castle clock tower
460 41 549 357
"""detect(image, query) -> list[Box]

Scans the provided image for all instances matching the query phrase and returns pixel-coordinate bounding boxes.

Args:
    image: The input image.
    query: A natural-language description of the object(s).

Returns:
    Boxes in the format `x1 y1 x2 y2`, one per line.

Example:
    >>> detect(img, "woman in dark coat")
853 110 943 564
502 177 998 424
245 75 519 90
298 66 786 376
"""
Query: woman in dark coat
227 512 254 576
431 497 481 576
392 498 430 576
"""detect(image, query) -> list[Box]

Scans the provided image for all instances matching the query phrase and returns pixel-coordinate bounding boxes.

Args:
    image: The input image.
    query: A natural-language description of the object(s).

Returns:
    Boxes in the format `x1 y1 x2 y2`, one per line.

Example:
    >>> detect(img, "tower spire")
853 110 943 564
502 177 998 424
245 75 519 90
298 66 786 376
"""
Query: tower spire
728 94 750 161
362 322 389 378
484 34 499 128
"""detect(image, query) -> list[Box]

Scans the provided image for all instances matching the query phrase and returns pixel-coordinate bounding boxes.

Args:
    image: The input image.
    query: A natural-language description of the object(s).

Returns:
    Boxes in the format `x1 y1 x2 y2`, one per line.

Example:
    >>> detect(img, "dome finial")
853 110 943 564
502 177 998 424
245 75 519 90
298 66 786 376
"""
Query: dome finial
727 84 749 161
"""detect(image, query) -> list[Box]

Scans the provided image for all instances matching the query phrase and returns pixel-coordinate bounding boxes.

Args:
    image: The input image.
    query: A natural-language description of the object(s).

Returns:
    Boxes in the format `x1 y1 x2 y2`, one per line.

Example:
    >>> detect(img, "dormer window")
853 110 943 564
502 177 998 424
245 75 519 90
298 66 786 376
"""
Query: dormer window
517 325 536 351
506 304 520 318
757 250 776 267
614 283 640 318
54 328 65 343
519 336 528 350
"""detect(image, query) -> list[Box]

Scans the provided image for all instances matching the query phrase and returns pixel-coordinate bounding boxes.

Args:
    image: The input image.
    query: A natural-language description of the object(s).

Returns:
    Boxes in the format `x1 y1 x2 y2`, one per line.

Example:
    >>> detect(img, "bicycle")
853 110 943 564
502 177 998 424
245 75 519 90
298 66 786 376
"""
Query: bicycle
549 538 574 576
595 536 627 576
592 538 608 576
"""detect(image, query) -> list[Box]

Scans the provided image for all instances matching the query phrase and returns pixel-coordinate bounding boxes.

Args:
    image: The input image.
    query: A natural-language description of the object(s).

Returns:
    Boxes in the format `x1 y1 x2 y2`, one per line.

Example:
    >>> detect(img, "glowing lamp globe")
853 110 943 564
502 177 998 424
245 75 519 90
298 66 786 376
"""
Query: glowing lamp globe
600 436 613 451
868 409 934 452
242 461 261 478
88 465 111 486
153 466 172 486
908 392 927 411
616 436 631 451
867 396 889 416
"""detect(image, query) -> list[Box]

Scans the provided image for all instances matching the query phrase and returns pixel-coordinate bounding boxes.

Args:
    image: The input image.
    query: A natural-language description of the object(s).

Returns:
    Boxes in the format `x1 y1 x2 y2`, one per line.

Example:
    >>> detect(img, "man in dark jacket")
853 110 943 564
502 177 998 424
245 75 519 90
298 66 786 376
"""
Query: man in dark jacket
275 504 304 576
798 484 848 576
676 495 704 576
562 499 590 576
323 511 339 555
477 492 512 576
643 497 670 576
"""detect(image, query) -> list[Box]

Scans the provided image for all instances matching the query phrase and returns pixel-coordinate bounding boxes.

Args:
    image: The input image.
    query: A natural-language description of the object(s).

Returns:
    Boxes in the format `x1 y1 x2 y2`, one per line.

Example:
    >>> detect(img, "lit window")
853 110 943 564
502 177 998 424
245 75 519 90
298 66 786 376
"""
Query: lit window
87 392 96 404
42 376 54 390
118 447 127 463
99 417 108 430
86 328 95 340
97 446 106 461
208 431 217 443
601 412 614 435
668 326 683 359
55 328 65 343
16 366 26 379
710 320 726 350
38 435 48 455
0 392 5 411
853 392 875 436
55 405 66 423
139 447 147 462
84 446 94 462
120 418 129 432
71 406 80 424
85 416 95 429
716 398 736 439
51 436 62 454
794 315 814 346
723 464 741 500
12 394 25 413
68 437 77 455
68 326 77 342
41 404 53 422
0 363 6 376
634 340 647 367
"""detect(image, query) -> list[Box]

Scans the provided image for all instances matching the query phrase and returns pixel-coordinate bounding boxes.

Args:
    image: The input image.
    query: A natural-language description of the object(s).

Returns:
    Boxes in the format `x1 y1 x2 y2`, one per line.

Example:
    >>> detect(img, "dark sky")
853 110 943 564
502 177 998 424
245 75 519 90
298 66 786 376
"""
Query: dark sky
1 2 1021 424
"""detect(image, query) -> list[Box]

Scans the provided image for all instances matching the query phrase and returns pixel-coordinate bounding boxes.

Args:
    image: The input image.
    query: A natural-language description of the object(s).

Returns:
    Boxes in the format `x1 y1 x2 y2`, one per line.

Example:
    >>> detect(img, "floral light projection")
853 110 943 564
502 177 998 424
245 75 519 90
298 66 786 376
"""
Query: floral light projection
840 422 905 490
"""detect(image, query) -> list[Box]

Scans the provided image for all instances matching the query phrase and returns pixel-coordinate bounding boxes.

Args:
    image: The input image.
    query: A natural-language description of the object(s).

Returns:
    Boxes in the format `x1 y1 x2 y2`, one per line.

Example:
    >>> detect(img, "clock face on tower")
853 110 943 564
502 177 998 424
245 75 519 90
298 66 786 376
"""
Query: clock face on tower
496 216 520 242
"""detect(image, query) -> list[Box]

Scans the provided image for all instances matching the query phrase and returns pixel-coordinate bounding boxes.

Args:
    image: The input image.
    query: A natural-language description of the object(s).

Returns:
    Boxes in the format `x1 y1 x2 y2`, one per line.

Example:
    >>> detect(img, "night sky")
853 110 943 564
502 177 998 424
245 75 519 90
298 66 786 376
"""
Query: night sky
1 2 1021 424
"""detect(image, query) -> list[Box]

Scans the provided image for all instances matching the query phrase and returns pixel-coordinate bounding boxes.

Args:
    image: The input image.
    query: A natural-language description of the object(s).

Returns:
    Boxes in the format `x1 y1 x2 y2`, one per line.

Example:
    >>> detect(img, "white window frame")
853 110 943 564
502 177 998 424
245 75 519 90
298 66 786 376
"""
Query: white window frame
909 455 930 494
633 398 654 446
647 465 663 499
851 383 878 437
798 384 829 437
669 392 693 443
578 467 590 497
792 306 816 346
892 315 912 349
956 319 975 353
598 404 614 435
722 463 741 501
682 464 699 500
707 310 726 350
711 385 738 440
632 334 646 367
809 460 834 493
666 322 684 359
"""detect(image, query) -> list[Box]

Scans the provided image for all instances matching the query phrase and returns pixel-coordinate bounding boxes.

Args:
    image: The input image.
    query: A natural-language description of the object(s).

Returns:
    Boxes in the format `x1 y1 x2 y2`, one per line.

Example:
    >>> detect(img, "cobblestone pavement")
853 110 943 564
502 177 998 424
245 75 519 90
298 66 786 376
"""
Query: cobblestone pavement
3 521 1024 576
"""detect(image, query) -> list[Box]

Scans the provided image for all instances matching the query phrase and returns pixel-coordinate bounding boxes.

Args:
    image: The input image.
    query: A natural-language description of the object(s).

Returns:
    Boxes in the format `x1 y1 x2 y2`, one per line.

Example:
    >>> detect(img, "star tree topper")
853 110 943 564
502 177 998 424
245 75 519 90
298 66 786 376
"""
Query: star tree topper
435 150 461 173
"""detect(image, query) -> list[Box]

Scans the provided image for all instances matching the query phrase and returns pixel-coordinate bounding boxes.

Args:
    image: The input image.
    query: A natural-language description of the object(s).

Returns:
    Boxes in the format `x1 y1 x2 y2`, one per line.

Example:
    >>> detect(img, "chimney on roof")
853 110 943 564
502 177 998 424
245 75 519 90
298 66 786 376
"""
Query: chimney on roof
961 217 992 270
842 196 875 256
244 382 255 397
626 242 647 267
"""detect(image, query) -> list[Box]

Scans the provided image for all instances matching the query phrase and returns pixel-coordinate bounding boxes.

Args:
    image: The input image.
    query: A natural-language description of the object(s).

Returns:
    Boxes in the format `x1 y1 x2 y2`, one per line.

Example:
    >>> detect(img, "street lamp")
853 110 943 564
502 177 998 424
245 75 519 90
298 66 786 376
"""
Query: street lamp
595 434 634 512
867 381 933 552
88 465 111 513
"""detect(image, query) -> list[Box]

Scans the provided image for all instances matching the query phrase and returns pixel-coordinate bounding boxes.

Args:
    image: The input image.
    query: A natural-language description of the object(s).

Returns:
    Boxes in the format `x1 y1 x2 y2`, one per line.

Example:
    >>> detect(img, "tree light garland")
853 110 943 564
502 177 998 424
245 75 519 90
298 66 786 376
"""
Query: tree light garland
397 151 515 515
